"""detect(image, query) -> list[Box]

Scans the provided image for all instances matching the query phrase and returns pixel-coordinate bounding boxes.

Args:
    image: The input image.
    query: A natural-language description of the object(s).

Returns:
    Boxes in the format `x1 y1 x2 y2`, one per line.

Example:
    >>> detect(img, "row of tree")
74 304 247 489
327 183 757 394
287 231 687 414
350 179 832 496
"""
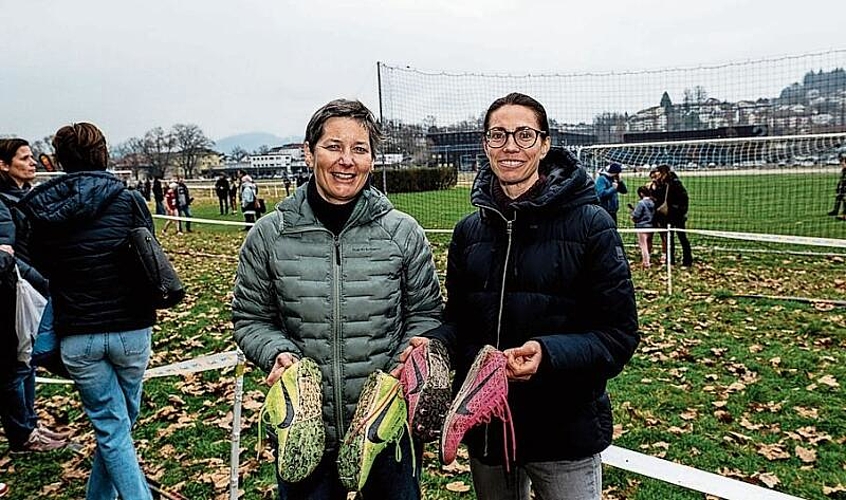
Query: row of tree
113 124 214 179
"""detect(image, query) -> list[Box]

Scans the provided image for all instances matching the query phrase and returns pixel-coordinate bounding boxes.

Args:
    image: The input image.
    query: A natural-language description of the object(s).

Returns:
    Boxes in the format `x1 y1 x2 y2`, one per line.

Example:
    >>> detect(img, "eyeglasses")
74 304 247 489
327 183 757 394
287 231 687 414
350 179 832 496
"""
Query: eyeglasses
484 127 547 149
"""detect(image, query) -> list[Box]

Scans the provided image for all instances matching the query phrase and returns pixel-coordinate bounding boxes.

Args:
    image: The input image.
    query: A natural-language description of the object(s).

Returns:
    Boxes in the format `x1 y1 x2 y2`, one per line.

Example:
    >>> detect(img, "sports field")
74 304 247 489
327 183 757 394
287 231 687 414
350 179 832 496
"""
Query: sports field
3 182 844 499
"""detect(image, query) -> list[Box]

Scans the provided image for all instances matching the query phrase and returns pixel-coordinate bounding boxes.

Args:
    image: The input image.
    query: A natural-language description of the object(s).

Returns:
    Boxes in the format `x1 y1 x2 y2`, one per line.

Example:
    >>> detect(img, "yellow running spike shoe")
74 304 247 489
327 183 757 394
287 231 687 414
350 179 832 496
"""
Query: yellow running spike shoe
259 357 324 483
337 370 413 492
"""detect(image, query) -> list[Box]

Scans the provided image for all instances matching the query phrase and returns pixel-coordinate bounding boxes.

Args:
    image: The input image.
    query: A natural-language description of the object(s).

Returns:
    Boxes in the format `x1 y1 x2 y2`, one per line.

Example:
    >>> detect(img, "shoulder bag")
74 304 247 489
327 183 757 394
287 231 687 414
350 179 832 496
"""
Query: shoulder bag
656 184 670 216
126 192 185 309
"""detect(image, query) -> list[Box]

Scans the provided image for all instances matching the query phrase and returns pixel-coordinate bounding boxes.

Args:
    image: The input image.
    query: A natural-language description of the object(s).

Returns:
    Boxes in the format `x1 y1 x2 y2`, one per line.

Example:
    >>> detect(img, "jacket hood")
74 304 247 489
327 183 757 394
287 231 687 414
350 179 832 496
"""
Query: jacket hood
21 171 126 224
471 147 598 213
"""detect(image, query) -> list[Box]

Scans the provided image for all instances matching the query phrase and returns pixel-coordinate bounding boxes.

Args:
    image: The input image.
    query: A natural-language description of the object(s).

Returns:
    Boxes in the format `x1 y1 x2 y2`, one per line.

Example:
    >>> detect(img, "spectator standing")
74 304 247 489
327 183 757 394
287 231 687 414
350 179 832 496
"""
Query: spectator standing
215 174 230 215
826 152 846 220
284 176 292 197
229 175 239 214
175 178 193 233
651 164 692 266
594 162 627 224
20 123 156 500
409 93 639 500
143 178 151 201
630 185 656 268
161 182 180 235
238 170 258 228
0 138 69 454
152 176 165 215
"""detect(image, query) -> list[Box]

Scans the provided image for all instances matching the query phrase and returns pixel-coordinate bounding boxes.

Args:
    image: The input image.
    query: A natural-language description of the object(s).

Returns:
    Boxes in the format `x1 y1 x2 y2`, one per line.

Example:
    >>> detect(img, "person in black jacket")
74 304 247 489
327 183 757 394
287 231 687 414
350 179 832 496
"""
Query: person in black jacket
650 164 693 266
405 93 640 500
0 138 69 453
20 123 156 500
214 174 230 215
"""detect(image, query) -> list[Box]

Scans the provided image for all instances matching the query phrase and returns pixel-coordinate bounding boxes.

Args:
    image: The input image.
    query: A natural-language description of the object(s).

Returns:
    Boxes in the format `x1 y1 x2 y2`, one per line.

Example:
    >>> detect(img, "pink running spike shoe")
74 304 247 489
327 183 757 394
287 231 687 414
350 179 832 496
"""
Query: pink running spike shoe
399 338 451 443
439 345 515 467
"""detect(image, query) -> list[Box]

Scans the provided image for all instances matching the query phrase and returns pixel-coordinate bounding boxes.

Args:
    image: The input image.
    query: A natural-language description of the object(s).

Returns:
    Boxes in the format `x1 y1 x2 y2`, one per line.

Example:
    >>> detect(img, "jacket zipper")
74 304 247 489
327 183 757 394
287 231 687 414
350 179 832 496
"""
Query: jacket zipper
332 235 344 432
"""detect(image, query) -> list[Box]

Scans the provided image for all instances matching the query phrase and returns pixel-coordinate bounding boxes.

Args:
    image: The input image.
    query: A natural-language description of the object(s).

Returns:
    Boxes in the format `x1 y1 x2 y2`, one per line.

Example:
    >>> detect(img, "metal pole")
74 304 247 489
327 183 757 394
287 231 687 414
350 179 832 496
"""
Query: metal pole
666 225 673 296
377 61 388 195
229 350 246 500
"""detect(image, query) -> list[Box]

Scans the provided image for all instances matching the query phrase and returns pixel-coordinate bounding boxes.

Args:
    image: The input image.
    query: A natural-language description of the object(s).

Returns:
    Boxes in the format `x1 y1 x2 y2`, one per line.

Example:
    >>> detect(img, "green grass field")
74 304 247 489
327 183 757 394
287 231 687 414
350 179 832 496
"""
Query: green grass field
2 179 844 500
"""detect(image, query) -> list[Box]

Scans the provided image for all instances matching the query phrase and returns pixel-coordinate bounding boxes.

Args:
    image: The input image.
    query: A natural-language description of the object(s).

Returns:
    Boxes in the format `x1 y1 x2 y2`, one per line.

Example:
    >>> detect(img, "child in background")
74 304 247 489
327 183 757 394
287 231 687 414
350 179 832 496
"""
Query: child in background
631 185 656 268
160 182 180 235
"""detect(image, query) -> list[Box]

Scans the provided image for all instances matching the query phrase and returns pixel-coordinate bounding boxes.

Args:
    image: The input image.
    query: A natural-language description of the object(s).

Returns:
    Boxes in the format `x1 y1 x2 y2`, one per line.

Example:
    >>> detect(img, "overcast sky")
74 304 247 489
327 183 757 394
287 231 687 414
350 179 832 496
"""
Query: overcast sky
0 0 841 147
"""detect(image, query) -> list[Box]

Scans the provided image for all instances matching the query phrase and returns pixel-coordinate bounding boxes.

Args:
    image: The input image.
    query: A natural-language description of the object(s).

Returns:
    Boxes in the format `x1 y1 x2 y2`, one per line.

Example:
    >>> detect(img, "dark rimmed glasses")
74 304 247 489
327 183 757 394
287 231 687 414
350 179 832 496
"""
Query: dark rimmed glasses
484 127 547 149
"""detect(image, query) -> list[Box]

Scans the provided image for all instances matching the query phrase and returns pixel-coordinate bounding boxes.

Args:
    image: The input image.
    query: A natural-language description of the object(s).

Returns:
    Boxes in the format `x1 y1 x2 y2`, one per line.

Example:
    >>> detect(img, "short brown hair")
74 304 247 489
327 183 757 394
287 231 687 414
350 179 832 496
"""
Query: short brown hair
52 122 109 172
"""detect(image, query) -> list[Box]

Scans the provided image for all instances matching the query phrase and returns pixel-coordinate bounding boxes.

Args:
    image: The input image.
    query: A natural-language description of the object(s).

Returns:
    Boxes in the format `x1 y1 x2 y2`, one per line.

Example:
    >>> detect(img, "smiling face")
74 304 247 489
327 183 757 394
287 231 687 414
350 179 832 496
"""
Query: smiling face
484 105 551 199
2 145 38 187
304 117 373 205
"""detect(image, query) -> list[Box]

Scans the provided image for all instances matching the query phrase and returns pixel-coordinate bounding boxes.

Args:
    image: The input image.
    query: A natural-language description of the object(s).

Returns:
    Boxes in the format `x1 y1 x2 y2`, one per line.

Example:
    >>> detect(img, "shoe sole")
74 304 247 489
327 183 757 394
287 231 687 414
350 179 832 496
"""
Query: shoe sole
268 358 324 483
407 341 451 443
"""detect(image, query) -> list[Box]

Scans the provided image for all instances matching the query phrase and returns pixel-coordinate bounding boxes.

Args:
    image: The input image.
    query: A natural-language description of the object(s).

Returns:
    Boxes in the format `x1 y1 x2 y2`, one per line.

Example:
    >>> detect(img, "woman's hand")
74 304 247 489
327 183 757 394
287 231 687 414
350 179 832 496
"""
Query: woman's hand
0 244 14 256
503 341 542 381
390 337 429 377
266 352 299 386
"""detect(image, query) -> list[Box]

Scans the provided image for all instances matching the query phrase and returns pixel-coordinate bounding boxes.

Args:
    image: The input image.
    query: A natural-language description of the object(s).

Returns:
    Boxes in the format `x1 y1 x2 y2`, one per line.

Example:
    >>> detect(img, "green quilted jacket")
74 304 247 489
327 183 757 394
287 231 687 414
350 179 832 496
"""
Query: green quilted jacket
232 184 443 448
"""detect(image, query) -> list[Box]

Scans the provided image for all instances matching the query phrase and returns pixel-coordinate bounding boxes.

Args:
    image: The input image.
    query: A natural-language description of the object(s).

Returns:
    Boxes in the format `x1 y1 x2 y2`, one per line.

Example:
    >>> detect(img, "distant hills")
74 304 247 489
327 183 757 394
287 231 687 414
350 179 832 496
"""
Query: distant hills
214 132 302 155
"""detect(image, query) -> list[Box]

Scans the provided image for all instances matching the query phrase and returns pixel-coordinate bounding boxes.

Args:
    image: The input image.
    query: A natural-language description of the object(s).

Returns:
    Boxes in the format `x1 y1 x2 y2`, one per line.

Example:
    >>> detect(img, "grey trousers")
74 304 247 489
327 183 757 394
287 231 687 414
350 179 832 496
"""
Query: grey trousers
470 454 602 500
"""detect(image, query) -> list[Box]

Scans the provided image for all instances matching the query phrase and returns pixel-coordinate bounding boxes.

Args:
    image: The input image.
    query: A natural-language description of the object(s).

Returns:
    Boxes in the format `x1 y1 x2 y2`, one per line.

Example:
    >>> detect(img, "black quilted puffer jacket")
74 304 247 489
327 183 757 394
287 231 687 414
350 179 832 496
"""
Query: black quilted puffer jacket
427 148 640 464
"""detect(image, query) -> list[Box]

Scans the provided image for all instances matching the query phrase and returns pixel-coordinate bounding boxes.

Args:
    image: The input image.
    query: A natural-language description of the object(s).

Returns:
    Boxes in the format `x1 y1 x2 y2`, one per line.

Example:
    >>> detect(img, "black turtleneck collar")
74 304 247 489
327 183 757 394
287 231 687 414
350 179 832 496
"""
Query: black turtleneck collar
491 175 548 219
306 178 361 236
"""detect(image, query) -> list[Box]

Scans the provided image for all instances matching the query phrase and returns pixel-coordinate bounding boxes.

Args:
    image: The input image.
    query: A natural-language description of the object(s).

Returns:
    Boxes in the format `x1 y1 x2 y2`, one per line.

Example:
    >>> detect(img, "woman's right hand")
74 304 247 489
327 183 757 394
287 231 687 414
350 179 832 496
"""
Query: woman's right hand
0 245 13 256
391 337 430 377
266 352 299 386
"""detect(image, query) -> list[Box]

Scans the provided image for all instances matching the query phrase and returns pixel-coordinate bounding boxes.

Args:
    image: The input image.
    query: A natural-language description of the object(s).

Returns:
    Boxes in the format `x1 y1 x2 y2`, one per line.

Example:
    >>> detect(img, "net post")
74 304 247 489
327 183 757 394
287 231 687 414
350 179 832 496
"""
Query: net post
376 61 388 195
229 349 247 500
666 225 673 295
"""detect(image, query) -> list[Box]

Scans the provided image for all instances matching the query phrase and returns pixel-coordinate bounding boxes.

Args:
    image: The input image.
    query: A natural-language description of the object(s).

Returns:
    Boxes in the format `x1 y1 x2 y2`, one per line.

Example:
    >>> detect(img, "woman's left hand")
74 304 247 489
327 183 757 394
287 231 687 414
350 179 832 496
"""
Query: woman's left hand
503 341 542 381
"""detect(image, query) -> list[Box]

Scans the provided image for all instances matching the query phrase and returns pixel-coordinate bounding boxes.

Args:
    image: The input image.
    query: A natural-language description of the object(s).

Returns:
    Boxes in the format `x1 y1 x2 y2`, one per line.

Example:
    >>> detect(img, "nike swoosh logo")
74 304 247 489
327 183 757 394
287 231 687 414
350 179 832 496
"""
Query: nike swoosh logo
407 356 425 396
277 381 295 429
366 391 398 445
455 369 498 416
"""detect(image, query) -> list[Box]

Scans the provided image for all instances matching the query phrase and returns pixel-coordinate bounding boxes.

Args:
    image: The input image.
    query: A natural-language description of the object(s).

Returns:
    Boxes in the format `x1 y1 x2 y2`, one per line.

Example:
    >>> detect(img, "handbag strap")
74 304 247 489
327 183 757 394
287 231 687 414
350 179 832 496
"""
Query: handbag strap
126 190 150 229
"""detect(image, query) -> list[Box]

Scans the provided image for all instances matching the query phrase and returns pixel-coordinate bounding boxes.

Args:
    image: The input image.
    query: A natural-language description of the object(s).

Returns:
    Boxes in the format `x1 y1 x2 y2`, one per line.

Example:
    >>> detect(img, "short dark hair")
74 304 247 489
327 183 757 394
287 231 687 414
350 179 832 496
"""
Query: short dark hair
0 138 30 166
304 99 382 158
52 122 108 172
483 93 550 134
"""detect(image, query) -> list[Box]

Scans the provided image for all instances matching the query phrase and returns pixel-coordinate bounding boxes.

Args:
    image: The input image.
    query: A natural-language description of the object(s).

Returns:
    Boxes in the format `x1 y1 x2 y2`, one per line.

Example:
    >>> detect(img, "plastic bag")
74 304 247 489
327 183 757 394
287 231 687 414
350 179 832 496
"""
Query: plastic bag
15 265 48 365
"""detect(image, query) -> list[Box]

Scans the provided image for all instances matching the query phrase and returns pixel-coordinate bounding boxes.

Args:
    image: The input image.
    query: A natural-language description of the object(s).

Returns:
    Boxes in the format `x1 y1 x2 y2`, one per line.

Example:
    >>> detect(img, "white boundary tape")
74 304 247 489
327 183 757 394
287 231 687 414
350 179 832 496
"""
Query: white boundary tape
602 445 805 500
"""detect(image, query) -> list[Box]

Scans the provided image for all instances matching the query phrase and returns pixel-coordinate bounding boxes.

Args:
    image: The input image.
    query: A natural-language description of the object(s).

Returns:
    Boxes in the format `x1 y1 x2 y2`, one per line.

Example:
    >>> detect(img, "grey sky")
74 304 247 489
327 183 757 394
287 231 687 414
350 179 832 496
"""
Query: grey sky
0 0 841 147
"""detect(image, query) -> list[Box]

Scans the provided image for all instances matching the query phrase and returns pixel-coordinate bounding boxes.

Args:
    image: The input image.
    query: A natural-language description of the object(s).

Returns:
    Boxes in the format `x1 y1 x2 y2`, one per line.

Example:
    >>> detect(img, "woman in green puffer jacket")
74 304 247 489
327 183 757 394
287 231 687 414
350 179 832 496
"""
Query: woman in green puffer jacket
232 99 443 500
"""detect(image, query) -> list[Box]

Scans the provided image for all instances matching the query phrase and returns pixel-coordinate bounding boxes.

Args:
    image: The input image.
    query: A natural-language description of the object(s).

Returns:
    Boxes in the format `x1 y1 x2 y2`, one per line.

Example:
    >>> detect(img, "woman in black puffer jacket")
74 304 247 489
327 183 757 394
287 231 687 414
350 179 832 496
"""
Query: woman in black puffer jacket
20 123 156 499
416 93 640 500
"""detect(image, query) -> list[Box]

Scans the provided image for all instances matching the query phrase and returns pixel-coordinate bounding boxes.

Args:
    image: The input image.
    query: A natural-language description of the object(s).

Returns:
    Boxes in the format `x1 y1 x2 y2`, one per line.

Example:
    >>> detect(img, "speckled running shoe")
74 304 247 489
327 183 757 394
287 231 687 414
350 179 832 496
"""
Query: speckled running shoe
439 345 515 467
399 339 451 443
337 370 413 492
259 357 324 483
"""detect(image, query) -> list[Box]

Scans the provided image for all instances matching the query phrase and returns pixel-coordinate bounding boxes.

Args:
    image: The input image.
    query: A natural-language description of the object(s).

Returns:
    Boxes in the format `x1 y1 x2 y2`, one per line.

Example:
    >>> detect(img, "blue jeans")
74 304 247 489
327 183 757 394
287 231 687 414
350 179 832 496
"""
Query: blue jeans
61 329 153 500
177 206 192 232
154 199 165 215
470 454 602 500
0 298 60 449
0 362 37 449
276 432 422 500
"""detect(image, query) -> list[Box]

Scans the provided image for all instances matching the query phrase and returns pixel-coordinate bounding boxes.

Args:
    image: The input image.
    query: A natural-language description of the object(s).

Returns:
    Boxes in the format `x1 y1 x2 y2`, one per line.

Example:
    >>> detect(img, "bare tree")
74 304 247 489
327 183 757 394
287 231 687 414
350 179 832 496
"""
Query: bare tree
113 137 148 177
229 146 249 162
142 127 176 179
172 123 214 179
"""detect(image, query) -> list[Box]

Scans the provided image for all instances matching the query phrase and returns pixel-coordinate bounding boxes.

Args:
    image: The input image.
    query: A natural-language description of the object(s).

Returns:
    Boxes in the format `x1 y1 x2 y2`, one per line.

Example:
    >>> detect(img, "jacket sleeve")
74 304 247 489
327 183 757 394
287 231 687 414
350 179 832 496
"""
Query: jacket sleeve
232 216 301 372
422 218 479 368
594 176 614 201
534 210 640 382
392 219 443 362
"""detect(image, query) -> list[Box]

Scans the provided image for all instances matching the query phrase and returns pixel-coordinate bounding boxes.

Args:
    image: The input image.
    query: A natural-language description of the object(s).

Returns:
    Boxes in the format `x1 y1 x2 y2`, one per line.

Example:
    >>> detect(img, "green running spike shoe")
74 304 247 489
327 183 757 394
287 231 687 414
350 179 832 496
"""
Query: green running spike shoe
259 357 324 483
337 370 413 492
